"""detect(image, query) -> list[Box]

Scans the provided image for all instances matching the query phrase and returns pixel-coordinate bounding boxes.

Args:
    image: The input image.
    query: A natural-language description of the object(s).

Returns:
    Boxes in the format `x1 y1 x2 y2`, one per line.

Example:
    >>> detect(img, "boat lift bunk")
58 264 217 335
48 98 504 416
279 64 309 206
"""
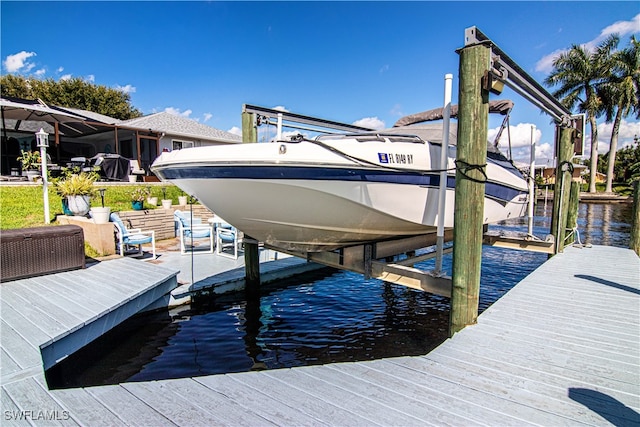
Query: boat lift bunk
269 231 455 298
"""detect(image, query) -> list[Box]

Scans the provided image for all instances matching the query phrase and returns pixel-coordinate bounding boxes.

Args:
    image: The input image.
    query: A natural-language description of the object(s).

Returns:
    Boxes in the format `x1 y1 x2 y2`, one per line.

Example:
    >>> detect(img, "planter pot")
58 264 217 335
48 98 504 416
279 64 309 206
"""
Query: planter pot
61 198 73 216
178 196 188 206
147 197 158 206
131 200 144 211
90 207 111 224
24 170 40 182
161 199 172 209
66 195 91 216
128 175 138 183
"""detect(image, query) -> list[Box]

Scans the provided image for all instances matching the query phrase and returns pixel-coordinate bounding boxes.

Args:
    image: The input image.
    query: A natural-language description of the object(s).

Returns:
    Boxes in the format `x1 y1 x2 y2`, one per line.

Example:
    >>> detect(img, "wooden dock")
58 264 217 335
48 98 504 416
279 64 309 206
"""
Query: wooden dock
2 245 638 425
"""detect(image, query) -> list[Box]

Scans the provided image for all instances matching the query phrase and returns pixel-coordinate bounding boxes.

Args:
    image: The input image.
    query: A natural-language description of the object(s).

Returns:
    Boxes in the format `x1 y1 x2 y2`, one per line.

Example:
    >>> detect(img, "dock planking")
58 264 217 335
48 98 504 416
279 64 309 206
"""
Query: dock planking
1 245 638 426
1 257 178 383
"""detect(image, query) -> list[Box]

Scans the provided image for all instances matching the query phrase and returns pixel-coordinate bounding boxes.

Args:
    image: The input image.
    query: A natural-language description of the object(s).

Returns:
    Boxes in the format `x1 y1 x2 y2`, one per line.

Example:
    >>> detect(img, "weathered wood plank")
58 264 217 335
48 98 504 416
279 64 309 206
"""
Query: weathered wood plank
0 321 42 371
264 367 430 426
195 373 325 426
1 387 31 426
302 364 489 426
86 385 175 427
1 348 21 378
163 378 277 426
0 287 70 338
476 320 639 363
227 370 377 425
0 302 53 349
1 282 85 330
331 359 548 425
385 357 600 425
447 324 639 385
424 348 640 412
36 377 127 427
120 380 228 426
2 377 79 426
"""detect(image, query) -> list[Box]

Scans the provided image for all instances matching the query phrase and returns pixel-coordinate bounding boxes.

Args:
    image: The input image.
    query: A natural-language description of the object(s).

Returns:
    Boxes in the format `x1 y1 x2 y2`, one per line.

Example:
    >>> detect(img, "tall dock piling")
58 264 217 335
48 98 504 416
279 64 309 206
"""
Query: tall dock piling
550 126 575 253
632 181 640 256
449 42 490 336
241 109 261 291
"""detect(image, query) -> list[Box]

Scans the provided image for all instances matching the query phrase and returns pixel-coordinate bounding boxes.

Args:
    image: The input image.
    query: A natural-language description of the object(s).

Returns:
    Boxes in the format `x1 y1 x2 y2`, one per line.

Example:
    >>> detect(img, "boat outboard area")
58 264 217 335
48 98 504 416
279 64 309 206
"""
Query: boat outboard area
151 125 529 253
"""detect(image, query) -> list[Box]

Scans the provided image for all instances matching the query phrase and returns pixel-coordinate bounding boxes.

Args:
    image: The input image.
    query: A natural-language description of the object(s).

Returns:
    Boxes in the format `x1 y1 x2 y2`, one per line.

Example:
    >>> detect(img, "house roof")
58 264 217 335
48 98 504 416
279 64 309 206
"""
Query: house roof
121 112 241 143
59 107 123 125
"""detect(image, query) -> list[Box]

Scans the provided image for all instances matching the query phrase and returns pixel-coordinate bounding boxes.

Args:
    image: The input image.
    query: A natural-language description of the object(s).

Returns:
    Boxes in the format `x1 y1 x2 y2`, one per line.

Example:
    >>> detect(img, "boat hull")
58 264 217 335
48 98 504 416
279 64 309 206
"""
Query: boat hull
152 139 528 252
160 172 527 252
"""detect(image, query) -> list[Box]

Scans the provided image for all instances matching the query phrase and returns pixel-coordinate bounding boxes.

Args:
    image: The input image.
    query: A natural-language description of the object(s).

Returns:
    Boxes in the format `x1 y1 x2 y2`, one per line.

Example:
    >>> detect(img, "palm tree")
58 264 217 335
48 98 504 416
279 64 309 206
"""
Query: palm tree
545 35 619 193
599 36 640 193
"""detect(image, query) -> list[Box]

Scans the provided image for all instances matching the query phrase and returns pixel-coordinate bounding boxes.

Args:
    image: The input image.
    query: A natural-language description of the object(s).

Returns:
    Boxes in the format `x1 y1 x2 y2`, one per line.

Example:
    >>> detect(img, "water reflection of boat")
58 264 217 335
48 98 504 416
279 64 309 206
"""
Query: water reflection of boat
152 131 528 252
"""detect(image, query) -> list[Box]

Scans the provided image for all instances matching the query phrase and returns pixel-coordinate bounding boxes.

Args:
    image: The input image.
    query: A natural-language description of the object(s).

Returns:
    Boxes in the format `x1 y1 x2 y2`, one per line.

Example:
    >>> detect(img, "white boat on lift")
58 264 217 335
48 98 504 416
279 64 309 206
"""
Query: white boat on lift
151 125 529 253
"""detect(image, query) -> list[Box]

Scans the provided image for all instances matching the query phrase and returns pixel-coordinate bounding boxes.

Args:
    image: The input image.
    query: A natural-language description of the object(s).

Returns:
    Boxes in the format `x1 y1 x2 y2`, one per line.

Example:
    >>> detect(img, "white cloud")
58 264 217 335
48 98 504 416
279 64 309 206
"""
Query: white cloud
352 116 385 130
536 13 640 73
535 142 554 163
86 74 95 82
60 74 72 81
34 68 46 77
591 119 640 153
3 51 36 73
273 105 289 112
228 126 242 136
203 113 213 122
488 122 541 149
165 107 192 118
595 13 640 43
57 66 64 73
115 84 136 94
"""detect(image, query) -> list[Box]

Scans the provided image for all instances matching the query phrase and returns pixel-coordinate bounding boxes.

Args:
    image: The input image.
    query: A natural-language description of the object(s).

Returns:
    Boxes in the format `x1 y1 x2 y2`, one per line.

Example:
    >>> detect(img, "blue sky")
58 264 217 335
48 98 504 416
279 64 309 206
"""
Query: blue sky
1 1 639 164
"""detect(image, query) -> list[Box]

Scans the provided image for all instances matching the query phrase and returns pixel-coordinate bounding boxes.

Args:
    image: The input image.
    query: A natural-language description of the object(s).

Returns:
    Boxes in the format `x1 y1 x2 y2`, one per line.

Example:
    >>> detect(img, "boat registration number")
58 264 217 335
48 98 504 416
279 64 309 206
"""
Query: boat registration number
378 153 414 165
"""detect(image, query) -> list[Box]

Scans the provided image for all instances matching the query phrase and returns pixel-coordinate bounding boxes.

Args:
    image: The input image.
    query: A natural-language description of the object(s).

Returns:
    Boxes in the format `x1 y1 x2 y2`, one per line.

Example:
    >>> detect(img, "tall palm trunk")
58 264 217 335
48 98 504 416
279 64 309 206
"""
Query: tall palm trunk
605 108 623 193
588 115 599 193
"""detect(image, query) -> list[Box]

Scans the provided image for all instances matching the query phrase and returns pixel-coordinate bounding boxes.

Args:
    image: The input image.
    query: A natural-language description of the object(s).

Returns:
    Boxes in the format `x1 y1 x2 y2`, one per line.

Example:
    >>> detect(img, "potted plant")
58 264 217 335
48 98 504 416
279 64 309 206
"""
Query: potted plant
54 171 98 216
160 186 172 209
90 188 111 224
17 150 41 181
131 187 150 210
145 186 158 206
178 191 188 206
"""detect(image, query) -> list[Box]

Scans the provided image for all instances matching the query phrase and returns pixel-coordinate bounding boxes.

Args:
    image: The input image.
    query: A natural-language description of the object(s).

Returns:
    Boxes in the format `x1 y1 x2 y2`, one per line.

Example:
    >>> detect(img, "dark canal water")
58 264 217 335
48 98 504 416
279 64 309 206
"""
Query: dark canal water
47 202 633 388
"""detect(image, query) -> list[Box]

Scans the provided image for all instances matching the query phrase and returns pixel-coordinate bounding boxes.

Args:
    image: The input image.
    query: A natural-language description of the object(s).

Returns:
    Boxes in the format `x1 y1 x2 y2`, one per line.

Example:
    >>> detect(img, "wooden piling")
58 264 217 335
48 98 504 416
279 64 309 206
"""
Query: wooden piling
241 109 261 290
632 181 640 256
449 43 490 336
565 181 580 245
550 126 574 253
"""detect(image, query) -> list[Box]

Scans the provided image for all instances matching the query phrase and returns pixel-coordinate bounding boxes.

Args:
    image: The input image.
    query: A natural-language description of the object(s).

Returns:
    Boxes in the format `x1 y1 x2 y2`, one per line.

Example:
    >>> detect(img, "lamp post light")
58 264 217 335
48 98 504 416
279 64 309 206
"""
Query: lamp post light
35 128 50 223
98 188 107 208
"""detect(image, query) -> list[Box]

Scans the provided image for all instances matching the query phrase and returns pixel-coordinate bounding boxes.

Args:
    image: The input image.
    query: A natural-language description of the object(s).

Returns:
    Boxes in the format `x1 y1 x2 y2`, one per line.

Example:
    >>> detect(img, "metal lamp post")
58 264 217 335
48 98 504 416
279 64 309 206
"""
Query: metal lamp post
35 128 50 223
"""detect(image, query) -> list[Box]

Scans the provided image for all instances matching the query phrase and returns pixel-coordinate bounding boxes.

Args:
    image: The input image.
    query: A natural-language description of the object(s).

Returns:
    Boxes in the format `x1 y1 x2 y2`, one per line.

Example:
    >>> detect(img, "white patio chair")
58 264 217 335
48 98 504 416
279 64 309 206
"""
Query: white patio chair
216 222 242 259
174 210 214 254
110 212 156 259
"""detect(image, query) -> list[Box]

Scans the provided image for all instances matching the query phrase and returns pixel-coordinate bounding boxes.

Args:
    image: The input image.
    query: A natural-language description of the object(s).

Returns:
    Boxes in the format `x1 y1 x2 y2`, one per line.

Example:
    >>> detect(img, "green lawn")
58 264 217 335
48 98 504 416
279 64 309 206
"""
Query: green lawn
0 184 185 229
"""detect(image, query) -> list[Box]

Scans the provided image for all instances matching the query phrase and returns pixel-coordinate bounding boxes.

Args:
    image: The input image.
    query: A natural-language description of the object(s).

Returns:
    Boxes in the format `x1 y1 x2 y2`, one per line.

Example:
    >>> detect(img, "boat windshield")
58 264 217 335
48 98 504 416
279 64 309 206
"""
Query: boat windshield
317 133 425 144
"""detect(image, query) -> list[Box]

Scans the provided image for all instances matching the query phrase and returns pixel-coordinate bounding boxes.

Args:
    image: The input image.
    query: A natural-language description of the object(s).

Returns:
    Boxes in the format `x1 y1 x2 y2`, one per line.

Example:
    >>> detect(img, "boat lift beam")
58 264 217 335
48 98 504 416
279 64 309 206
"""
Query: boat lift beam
269 231 454 298
243 104 375 134
464 26 573 126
